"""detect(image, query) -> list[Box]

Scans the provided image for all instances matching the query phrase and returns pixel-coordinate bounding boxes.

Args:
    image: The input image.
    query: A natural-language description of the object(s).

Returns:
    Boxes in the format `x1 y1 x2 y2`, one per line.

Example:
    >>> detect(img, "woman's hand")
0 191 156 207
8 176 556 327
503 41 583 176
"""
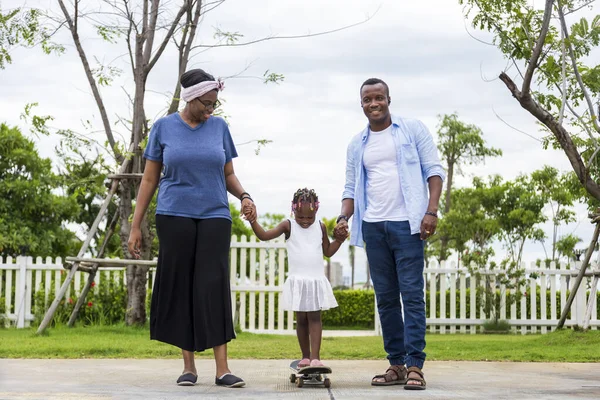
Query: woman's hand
128 227 142 259
242 198 256 223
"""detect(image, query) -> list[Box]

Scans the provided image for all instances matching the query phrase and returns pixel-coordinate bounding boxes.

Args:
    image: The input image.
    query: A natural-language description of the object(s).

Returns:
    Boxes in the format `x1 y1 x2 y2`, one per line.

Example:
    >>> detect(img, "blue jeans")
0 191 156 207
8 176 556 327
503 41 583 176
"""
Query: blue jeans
363 220 426 368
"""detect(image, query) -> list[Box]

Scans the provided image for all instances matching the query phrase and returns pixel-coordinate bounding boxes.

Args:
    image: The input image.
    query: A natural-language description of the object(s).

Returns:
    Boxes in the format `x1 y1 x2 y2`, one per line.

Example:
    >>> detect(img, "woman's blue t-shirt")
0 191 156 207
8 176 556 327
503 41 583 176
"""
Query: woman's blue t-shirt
143 113 238 221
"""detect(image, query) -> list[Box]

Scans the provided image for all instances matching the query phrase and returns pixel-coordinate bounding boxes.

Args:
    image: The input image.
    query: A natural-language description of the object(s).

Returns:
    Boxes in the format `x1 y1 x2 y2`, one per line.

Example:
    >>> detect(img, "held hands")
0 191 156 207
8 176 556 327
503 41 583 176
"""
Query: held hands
241 198 257 223
420 213 438 240
128 227 142 259
333 220 349 242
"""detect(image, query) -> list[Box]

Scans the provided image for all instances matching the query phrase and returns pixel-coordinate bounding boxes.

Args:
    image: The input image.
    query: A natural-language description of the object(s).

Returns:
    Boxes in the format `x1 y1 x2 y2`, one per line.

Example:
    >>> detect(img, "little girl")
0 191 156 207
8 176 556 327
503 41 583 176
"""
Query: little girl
249 188 346 367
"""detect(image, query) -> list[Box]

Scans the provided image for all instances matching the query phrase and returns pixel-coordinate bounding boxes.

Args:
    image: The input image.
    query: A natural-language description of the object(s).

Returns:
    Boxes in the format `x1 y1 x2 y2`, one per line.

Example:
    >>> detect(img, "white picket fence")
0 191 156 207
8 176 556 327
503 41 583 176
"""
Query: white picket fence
1 237 599 334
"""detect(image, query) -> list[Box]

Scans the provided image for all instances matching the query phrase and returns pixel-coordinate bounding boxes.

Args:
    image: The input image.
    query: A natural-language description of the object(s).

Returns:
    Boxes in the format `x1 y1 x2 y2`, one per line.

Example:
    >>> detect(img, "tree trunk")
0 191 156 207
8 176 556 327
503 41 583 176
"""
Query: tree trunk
349 245 355 289
365 261 371 289
439 160 454 261
119 176 153 326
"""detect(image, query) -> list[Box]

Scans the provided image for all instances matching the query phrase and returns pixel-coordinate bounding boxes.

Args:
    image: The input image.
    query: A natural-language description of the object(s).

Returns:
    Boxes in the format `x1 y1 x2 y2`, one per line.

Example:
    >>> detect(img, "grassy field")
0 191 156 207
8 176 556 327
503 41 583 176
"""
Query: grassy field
1 325 600 362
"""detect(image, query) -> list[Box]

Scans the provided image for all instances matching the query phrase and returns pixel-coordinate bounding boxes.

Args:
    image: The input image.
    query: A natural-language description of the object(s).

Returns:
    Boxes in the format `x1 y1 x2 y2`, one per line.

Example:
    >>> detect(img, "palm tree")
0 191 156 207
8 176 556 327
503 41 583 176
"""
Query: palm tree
321 216 338 282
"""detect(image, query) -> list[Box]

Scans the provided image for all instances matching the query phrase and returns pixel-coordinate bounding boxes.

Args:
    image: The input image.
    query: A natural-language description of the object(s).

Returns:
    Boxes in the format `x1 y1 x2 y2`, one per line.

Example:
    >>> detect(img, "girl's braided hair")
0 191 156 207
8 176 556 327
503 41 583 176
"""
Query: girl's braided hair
291 188 319 213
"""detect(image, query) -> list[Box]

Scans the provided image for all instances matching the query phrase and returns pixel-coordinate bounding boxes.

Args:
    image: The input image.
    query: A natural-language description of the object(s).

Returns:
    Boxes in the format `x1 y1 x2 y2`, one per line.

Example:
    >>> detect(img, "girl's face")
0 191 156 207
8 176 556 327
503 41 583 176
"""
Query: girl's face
294 202 317 229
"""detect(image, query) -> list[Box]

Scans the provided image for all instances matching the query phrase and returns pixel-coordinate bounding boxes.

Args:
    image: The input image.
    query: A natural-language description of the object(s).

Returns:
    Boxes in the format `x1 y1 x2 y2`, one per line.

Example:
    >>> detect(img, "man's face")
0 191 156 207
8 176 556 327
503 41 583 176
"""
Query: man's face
360 83 391 125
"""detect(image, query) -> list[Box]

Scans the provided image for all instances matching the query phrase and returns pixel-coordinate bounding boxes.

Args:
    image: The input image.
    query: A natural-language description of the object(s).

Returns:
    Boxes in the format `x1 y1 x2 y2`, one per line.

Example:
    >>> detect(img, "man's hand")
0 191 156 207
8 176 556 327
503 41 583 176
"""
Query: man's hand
420 214 438 240
334 220 349 240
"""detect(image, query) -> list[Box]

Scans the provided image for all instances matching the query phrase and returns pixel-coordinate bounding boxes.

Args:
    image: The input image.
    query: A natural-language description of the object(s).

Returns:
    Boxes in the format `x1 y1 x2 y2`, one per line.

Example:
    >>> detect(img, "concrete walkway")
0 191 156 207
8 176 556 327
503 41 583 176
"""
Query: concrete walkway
1 359 599 399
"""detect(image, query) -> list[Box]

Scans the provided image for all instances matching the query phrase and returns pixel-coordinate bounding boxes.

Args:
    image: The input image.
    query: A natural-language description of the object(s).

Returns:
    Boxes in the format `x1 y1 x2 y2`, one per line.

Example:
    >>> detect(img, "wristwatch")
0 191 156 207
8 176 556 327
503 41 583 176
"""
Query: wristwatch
336 215 349 224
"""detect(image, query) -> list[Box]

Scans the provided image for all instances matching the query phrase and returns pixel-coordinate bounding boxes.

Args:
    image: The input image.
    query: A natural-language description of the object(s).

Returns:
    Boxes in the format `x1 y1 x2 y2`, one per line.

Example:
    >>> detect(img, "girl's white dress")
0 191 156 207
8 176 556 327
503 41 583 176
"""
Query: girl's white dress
283 219 338 312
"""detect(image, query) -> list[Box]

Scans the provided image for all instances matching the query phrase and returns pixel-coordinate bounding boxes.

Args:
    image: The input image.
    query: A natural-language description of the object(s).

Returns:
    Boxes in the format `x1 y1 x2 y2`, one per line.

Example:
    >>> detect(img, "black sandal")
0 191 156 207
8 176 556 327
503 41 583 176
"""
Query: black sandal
215 373 245 388
176 372 197 386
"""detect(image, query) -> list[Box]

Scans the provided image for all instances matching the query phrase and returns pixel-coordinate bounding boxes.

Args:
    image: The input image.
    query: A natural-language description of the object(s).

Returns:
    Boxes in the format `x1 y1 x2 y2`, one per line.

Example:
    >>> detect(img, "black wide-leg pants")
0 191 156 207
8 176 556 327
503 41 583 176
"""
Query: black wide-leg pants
150 215 235 352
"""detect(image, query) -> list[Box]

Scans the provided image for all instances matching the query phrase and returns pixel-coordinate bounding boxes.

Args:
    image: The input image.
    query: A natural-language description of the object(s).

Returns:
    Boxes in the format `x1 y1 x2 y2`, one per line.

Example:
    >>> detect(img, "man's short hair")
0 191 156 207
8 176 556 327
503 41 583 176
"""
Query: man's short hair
360 78 389 96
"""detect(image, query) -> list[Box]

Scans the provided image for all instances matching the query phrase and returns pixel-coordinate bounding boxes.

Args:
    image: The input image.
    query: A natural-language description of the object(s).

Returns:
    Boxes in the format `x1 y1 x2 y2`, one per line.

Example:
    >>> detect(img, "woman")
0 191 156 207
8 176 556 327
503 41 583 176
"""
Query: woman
128 68 255 388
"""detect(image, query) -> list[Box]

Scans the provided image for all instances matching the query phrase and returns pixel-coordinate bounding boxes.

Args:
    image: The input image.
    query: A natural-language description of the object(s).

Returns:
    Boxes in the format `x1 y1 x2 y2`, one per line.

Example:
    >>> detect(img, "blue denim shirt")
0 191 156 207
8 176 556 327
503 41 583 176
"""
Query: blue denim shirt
342 115 446 247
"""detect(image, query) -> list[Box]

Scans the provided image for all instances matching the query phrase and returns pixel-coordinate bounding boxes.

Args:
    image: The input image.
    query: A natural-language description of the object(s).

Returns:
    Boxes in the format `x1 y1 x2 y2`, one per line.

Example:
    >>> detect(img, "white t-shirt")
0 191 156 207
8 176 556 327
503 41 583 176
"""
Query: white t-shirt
362 125 409 222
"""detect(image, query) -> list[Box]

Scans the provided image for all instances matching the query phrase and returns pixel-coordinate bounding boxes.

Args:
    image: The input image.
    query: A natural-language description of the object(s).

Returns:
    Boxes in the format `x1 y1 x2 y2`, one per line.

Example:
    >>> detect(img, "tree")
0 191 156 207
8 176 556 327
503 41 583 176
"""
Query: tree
349 244 356 289
436 113 502 261
321 216 337 282
489 174 547 267
0 6 63 69
437 182 501 269
446 175 535 326
530 165 577 260
259 213 286 230
459 0 600 204
0 123 80 257
555 233 582 261
41 0 374 326
230 203 253 239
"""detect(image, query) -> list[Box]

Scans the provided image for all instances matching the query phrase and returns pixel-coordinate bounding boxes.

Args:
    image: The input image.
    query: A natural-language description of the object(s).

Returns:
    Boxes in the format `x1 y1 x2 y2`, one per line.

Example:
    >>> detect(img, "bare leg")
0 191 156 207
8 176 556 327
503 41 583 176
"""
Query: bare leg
213 343 231 377
307 311 322 361
296 311 311 360
182 349 197 375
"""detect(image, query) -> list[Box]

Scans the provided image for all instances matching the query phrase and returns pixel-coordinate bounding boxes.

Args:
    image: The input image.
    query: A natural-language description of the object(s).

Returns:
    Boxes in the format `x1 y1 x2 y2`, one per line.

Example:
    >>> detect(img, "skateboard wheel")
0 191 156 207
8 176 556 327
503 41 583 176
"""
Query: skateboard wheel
289 374 296 383
297 378 304 388
324 378 331 388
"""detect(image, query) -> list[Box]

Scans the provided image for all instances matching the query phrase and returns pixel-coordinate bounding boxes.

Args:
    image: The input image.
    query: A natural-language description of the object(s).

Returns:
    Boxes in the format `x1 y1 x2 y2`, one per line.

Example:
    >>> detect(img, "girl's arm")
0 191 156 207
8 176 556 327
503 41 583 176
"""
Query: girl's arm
321 222 344 258
250 219 291 241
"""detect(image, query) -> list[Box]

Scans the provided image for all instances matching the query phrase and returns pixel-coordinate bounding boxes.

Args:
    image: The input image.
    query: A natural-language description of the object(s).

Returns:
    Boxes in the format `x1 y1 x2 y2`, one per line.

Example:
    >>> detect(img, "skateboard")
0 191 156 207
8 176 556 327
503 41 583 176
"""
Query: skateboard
289 360 332 388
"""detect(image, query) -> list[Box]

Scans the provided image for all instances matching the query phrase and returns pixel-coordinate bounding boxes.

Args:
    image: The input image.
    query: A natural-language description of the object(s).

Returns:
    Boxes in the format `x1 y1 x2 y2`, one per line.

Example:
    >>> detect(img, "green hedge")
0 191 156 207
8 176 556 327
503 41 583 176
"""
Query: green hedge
322 290 375 328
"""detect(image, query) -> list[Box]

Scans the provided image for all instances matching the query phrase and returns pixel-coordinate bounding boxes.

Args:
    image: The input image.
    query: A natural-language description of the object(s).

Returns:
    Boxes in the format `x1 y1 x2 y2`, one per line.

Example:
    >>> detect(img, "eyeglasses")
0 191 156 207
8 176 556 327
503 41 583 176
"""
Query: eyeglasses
196 98 221 110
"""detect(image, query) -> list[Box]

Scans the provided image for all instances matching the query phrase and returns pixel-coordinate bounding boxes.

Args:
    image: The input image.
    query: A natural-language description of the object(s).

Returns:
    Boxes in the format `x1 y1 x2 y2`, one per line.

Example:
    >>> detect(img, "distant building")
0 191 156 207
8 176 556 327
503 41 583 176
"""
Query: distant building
325 261 344 288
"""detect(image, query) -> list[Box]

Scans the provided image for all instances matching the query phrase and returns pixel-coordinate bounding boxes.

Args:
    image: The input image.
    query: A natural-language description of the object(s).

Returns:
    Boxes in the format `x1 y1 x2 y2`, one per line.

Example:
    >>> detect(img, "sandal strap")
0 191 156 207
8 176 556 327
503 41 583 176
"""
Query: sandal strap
406 366 425 383
372 365 406 382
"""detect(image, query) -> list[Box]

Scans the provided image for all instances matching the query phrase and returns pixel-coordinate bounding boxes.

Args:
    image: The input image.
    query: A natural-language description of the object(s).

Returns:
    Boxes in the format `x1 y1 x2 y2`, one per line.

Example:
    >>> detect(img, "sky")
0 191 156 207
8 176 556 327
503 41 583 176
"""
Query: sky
1 0 597 284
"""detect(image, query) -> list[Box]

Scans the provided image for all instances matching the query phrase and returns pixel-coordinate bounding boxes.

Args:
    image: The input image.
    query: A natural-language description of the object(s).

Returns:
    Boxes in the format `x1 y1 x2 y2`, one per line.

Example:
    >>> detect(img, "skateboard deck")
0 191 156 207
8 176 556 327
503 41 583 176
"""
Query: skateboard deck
289 360 332 388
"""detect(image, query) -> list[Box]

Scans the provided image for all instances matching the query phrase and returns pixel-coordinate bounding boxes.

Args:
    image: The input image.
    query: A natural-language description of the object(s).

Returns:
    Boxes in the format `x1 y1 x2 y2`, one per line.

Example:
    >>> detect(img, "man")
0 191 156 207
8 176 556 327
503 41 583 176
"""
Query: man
334 78 444 390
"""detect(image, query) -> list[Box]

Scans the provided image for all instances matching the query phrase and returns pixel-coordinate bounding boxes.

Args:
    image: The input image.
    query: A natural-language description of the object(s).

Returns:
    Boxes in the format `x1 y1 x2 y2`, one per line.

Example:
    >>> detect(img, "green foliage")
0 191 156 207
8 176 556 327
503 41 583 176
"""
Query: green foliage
263 69 285 84
555 233 582 261
322 290 375 328
0 123 80 257
33 272 128 326
0 8 64 69
459 0 600 203
230 203 253 239
482 319 511 333
437 113 502 171
530 166 578 260
0 296 6 327
91 58 122 86
19 103 53 137
259 213 286 230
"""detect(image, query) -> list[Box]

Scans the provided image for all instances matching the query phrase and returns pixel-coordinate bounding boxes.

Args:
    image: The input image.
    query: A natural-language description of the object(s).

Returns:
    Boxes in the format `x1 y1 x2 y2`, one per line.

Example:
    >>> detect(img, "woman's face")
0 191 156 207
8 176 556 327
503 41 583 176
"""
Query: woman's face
189 90 219 122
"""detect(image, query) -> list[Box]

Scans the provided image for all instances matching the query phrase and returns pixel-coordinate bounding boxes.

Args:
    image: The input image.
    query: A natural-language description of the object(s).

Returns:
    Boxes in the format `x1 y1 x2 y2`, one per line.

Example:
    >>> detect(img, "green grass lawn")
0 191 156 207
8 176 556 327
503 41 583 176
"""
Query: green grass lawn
1 325 599 362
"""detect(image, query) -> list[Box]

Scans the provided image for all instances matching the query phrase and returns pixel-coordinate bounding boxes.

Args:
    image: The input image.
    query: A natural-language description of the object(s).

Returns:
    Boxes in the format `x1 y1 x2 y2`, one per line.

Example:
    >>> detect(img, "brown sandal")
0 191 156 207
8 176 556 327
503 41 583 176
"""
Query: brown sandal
404 366 426 390
371 365 407 386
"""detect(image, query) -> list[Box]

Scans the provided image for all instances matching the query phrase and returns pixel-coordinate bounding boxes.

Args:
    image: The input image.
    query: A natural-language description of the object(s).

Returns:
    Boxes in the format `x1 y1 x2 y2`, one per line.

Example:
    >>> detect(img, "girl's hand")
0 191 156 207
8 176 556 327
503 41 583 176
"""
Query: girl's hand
128 227 142 259
334 228 348 242
242 199 256 223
